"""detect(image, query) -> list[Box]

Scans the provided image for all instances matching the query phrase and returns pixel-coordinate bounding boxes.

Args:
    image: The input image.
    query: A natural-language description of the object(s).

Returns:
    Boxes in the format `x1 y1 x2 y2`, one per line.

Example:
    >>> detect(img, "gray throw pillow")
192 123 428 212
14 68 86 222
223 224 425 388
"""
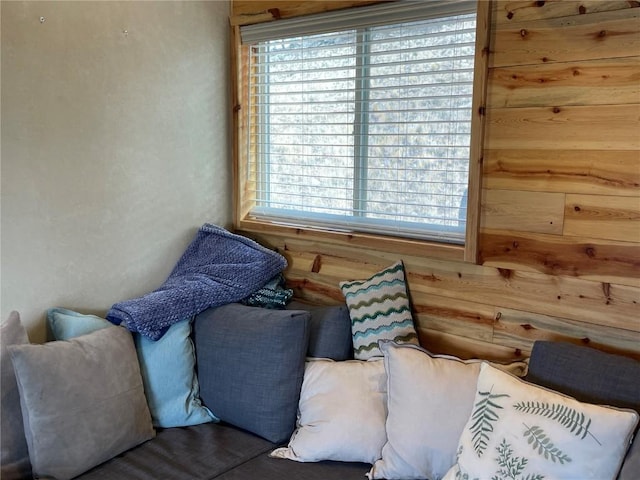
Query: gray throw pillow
1 311 32 480
194 303 310 444
9 326 155 480
287 301 353 360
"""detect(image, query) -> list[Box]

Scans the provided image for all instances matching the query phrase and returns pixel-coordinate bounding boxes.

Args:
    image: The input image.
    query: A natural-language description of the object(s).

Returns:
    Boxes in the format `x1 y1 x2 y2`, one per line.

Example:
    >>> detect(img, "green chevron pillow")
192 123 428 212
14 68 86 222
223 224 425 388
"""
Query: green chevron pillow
339 261 419 360
443 363 639 480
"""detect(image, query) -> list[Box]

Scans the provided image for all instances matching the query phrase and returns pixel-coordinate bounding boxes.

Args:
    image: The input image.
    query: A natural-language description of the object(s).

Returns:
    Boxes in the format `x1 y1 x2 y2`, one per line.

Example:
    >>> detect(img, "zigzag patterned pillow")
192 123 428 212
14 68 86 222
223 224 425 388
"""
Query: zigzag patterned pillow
339 261 419 360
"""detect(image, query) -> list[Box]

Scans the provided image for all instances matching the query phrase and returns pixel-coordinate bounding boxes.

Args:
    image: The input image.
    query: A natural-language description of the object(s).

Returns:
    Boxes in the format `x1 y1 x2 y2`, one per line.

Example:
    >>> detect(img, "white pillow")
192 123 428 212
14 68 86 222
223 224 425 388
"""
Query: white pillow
443 363 639 480
368 341 529 480
270 358 387 464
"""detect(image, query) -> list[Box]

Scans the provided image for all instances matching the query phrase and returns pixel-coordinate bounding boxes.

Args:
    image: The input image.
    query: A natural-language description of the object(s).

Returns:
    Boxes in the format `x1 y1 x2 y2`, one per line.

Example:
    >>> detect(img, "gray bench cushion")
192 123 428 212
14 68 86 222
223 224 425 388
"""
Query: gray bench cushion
287 301 353 360
194 304 310 444
215 451 370 480
76 423 275 480
526 341 640 413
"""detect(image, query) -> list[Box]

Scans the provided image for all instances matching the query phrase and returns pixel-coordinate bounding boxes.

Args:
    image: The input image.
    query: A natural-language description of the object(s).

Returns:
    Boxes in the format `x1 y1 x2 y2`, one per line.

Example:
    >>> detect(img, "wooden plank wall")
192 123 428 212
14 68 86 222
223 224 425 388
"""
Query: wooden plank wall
231 0 640 361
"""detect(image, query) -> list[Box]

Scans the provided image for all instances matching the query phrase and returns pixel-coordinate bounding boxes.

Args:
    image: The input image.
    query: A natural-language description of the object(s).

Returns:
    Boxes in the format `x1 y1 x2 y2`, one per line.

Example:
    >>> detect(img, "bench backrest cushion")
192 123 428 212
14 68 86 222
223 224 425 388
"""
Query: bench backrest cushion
194 303 310 444
526 341 640 414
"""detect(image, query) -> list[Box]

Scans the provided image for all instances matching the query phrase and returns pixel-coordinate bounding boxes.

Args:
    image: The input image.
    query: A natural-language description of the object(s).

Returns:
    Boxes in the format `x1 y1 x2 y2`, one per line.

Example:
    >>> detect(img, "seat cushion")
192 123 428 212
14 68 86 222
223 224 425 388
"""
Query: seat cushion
76 423 275 480
215 451 371 480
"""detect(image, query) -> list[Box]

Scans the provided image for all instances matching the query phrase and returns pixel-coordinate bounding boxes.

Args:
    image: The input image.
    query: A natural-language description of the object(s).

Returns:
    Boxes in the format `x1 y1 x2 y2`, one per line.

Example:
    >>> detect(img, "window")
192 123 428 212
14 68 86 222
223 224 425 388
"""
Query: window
238 1 483 246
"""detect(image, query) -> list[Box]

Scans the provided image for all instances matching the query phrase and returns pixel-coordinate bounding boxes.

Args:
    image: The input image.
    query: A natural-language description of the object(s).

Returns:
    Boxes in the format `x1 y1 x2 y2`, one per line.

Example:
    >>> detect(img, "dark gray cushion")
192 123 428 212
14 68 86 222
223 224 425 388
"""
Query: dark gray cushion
9 327 155 480
619 433 640 480
288 301 353 360
76 423 275 480
215 451 371 480
194 304 310 444
1 311 32 480
526 341 640 413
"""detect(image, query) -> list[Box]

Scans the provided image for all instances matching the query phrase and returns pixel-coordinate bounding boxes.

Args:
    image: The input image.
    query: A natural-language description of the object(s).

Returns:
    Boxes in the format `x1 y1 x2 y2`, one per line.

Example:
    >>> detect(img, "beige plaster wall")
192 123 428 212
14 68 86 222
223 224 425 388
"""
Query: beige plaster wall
1 1 232 342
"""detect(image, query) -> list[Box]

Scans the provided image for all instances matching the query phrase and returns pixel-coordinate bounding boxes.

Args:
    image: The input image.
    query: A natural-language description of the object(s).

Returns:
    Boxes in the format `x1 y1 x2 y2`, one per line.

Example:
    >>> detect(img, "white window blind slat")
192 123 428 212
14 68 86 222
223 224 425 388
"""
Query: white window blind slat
243 3 476 243
240 0 476 43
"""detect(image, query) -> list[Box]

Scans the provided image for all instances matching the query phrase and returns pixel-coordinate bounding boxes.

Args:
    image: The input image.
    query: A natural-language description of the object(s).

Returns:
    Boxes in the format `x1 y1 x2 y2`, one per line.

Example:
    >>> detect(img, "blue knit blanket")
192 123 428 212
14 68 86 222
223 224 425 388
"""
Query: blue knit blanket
106 224 287 340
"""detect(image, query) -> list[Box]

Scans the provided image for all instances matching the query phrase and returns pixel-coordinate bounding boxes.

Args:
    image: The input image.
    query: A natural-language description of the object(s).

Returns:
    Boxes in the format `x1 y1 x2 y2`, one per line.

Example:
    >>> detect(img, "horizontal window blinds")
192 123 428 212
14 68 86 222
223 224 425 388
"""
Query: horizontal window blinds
243 1 476 243
240 1 476 43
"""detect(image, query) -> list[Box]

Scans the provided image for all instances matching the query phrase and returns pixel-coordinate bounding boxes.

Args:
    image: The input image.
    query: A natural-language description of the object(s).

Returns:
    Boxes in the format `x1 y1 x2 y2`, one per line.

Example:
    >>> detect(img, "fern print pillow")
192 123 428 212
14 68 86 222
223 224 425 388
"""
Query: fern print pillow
444 363 638 480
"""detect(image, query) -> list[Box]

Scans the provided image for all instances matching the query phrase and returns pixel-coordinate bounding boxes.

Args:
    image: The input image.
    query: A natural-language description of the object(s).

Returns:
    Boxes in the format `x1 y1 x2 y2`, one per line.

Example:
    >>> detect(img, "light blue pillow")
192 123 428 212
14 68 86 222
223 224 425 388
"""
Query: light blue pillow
47 308 216 428
48 309 111 339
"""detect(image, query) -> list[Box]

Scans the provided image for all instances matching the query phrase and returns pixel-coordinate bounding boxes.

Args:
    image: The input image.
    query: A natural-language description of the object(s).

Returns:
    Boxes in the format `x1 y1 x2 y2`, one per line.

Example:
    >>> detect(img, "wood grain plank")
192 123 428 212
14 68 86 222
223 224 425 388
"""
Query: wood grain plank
237 220 465 262
409 264 640 333
479 228 640 285
268 234 640 331
490 8 640 67
411 291 496 343
493 307 640 360
484 104 640 151
273 235 640 357
487 57 640 108
481 189 565 234
493 1 640 27
564 194 640 242
418 327 527 362
483 149 640 197
231 0 386 26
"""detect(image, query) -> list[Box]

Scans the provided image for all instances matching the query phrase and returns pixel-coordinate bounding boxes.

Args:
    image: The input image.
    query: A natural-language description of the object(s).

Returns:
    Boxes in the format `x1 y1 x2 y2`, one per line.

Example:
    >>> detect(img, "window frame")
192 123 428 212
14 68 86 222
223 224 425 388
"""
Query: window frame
231 0 490 263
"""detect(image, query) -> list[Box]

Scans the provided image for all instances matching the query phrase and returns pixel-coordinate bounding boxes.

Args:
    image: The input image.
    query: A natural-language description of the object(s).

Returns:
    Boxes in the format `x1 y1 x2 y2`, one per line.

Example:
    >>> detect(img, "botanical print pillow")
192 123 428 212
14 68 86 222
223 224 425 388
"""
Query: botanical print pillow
443 363 639 480
368 341 529 480
339 261 419 360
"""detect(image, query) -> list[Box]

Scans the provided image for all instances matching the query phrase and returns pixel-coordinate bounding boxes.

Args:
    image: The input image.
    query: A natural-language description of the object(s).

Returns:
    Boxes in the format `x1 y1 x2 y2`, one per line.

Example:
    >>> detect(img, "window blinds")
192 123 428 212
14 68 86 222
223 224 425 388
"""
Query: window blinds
241 1 477 243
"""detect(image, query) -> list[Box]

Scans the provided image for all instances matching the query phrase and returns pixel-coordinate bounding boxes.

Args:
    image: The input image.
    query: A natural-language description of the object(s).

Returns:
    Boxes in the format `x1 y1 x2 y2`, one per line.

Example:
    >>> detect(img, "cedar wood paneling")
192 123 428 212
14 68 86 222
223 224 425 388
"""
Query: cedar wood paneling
231 0 640 361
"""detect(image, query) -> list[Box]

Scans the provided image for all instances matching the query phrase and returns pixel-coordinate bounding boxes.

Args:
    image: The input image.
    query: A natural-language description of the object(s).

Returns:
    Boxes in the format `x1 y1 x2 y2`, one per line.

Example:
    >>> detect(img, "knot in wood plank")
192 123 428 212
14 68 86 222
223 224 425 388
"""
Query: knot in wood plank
267 8 281 20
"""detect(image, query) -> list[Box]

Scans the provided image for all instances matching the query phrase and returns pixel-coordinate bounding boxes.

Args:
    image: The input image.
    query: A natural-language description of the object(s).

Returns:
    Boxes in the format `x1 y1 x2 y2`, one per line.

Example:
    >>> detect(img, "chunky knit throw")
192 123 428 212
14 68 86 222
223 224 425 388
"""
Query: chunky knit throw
107 224 287 340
